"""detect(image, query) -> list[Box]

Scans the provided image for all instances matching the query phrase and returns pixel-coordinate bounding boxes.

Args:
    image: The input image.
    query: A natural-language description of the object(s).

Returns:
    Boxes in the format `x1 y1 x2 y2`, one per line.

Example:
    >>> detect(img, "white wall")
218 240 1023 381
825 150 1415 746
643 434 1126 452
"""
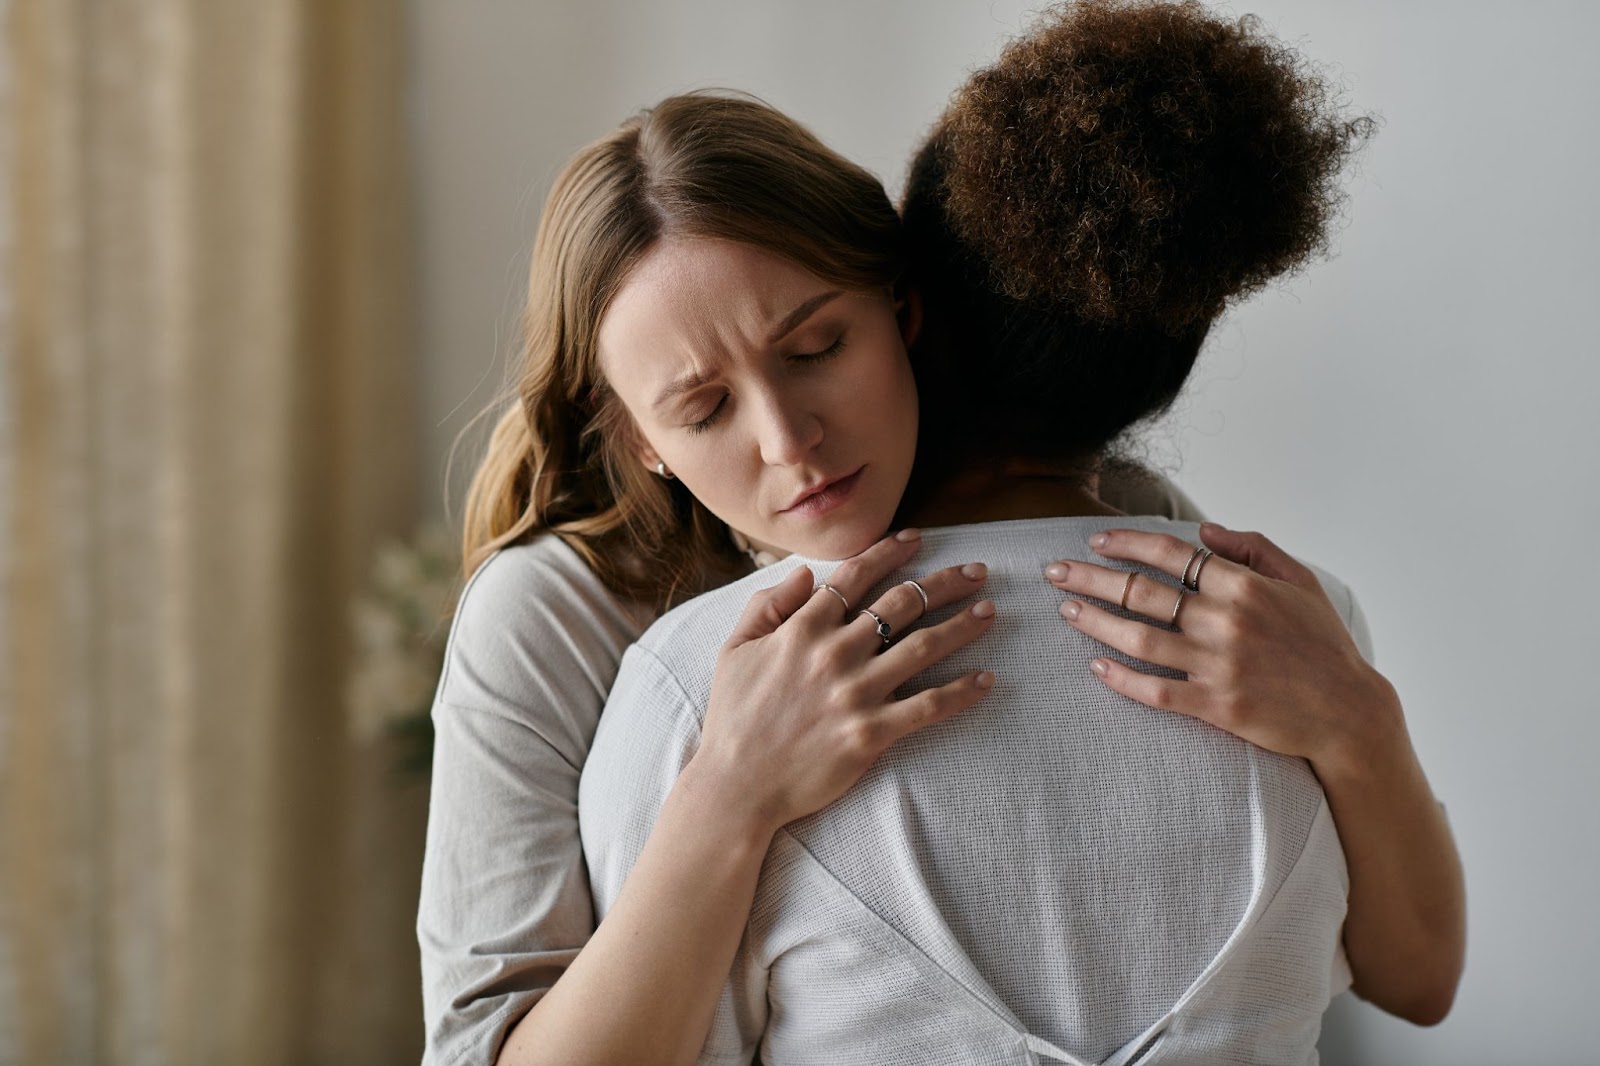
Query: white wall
409 2 1600 1062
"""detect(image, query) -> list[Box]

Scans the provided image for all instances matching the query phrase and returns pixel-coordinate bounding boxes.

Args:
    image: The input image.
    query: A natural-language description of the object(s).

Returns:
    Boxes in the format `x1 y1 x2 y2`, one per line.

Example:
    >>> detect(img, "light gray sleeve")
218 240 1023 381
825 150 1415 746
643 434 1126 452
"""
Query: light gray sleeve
417 546 637 1066
1306 562 1376 665
1341 583 1376 665
580 644 769 1066
579 644 703 917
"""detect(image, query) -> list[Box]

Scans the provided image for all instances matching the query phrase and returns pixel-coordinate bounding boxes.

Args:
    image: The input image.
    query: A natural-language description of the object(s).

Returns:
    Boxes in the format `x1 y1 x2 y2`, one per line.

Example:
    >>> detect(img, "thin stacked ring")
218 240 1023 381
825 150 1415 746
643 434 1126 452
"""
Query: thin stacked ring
1169 591 1187 626
817 583 850 613
1182 547 1213 593
901 578 930 613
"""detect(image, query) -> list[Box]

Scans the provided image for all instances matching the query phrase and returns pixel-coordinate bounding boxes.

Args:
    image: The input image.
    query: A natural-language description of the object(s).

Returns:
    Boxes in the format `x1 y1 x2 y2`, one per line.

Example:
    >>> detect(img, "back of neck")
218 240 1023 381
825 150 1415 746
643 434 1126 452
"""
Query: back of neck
901 457 1123 528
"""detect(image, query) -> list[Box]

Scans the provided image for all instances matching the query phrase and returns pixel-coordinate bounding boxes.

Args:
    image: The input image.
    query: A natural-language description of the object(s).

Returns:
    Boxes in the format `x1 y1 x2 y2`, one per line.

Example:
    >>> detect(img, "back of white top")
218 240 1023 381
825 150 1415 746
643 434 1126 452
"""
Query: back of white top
582 515 1357 1065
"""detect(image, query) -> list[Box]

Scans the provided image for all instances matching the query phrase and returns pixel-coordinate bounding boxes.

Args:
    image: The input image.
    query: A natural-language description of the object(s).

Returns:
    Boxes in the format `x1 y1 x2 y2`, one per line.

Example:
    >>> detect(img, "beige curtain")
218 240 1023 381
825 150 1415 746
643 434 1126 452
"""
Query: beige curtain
1 2 425 1063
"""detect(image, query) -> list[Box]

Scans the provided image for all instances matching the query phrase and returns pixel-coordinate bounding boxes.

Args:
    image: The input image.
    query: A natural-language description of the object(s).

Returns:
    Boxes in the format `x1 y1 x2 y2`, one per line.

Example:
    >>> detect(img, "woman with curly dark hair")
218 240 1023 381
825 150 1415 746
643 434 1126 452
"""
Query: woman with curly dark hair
891 0 1467 1047
424 3 1463 1063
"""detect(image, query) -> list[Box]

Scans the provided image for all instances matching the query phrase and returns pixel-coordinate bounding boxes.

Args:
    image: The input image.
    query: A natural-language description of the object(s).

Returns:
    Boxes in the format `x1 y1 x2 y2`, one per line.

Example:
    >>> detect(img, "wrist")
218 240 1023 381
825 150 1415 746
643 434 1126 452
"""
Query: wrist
673 753 785 847
1312 666 1414 789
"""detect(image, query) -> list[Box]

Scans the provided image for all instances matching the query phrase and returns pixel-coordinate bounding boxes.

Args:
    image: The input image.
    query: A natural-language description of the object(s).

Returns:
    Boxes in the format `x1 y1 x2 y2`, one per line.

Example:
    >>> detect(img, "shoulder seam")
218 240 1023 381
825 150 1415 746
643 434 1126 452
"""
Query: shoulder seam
435 549 502 693
623 642 708 732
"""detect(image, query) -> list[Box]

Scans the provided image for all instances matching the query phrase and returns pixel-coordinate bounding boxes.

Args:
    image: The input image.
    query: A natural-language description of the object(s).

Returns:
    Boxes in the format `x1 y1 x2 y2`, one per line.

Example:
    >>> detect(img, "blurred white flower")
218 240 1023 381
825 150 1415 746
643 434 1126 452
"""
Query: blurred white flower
344 521 459 763
374 541 428 598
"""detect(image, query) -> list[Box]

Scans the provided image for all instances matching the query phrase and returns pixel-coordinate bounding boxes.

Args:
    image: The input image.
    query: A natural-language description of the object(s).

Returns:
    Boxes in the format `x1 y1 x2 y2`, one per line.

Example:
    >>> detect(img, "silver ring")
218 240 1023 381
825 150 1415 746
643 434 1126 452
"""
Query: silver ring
860 608 892 645
1119 572 1138 611
1188 550 1213 593
1169 591 1187 627
816 583 850 614
1180 546 1207 590
901 579 929 613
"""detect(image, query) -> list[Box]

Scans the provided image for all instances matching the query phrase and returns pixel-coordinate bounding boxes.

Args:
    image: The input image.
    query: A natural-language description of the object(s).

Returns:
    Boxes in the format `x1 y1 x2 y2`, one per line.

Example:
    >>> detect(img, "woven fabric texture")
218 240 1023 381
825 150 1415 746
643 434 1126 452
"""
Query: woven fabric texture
582 515 1359 1066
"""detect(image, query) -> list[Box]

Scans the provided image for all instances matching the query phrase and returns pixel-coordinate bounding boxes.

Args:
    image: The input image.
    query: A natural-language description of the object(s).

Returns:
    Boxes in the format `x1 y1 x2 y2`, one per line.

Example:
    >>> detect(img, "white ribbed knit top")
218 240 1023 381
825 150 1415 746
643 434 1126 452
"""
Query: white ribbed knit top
580 515 1361 1066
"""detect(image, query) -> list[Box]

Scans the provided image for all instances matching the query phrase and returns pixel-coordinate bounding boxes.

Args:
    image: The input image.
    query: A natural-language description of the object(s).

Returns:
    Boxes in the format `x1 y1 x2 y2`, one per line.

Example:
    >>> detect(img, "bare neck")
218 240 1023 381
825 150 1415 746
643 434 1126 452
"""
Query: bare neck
900 457 1124 529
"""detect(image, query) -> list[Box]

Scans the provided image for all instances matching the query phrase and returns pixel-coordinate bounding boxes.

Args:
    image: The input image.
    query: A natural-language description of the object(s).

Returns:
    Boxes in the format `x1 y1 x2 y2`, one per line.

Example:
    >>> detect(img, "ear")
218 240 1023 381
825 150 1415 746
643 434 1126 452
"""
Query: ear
636 440 665 476
893 282 924 351
616 416 666 477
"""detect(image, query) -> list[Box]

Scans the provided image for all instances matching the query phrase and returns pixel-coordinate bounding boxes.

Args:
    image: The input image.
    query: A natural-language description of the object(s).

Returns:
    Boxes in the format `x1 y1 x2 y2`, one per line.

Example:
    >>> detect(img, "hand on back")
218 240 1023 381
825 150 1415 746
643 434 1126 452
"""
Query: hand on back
694 529 997 835
1046 522 1404 776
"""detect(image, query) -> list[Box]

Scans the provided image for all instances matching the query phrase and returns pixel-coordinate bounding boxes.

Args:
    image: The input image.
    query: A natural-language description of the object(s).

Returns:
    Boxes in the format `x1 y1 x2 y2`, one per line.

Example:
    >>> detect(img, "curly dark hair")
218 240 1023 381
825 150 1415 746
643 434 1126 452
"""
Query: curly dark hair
901 0 1373 480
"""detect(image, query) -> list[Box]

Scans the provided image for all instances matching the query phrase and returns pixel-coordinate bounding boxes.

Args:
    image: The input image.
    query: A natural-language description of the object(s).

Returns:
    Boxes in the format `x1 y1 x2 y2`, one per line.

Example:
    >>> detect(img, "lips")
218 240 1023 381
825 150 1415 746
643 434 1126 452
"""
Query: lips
781 466 865 517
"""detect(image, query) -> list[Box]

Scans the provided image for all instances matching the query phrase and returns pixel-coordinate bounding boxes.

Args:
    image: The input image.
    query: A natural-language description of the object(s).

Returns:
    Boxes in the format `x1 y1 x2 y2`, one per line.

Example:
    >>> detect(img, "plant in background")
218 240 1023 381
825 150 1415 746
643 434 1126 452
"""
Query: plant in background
345 522 458 777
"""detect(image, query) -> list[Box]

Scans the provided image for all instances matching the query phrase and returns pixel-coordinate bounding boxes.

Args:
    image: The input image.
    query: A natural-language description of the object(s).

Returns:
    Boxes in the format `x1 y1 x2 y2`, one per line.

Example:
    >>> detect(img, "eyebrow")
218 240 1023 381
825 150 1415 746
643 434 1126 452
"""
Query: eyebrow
766 290 842 344
651 368 715 413
650 290 844 413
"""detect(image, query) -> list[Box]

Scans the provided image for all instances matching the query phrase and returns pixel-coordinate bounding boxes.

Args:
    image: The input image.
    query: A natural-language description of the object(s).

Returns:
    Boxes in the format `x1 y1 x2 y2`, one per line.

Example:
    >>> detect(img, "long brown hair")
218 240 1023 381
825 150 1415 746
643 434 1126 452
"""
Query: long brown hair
461 92 905 610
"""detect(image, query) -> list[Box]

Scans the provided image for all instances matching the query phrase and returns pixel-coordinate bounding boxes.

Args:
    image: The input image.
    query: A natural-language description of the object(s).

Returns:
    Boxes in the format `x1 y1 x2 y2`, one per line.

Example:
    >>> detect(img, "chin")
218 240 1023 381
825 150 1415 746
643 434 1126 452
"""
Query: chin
785 513 895 561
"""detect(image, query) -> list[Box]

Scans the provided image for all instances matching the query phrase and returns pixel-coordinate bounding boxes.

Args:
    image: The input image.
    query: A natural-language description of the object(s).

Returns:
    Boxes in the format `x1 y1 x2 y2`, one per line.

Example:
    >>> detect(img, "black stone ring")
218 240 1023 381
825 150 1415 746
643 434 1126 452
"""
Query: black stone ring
859 608 892 646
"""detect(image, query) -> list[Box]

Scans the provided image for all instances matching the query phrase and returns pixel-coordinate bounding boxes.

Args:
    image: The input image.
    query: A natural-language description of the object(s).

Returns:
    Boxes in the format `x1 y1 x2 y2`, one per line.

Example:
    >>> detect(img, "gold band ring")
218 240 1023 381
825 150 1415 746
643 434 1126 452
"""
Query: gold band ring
1119 572 1138 611
1170 590 1187 627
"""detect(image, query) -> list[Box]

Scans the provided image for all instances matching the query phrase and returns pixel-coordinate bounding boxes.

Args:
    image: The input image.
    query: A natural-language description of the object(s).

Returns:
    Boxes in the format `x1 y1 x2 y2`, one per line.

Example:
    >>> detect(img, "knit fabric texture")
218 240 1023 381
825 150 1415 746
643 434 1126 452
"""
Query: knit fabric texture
581 515 1359 1066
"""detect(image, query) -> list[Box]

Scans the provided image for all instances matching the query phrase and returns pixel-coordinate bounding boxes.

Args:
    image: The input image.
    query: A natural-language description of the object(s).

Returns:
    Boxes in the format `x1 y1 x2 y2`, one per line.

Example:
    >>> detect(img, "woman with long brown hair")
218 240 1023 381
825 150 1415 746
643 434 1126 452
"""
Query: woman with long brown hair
419 6 1462 1063
422 91 1008 1066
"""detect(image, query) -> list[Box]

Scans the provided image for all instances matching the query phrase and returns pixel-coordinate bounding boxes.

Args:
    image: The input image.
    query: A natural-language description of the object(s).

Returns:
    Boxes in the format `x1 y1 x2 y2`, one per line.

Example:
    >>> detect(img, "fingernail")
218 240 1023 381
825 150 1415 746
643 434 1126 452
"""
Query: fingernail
896 527 921 542
1090 532 1110 549
961 562 987 580
1060 601 1081 620
1045 563 1069 581
1091 658 1110 676
971 600 995 619
975 671 995 690
1199 522 1224 535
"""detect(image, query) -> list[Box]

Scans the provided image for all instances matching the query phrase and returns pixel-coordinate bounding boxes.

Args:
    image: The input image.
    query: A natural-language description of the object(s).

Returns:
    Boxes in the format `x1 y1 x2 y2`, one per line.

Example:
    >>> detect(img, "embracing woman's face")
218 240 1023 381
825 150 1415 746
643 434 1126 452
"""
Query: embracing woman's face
598 238 919 560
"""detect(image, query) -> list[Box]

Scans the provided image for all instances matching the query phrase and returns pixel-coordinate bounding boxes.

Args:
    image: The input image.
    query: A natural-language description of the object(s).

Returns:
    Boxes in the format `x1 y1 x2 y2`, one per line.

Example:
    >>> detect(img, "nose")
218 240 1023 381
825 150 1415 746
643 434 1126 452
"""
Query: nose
754 393 823 467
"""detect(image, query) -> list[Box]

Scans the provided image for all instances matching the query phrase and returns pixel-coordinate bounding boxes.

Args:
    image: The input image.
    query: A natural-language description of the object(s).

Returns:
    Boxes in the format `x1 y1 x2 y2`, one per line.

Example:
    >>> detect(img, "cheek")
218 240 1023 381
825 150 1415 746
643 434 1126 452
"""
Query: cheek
661 436 737 486
658 436 762 518
856 339 918 448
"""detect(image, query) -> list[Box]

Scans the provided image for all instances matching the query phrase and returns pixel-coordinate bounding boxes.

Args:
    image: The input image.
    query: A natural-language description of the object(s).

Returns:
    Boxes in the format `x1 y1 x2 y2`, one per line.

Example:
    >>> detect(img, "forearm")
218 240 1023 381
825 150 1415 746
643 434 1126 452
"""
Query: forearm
1315 681 1466 1026
497 761 773 1066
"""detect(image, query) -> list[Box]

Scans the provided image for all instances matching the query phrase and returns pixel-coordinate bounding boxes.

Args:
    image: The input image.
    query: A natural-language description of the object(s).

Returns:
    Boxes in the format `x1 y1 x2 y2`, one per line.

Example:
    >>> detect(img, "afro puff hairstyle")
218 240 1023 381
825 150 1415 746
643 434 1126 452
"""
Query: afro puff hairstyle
900 0 1373 481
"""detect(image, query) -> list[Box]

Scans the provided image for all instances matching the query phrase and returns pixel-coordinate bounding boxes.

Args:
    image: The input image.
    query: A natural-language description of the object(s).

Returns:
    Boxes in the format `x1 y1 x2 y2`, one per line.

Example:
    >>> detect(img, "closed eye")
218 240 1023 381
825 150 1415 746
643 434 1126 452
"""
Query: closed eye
683 335 843 434
790 336 845 364
685 394 727 435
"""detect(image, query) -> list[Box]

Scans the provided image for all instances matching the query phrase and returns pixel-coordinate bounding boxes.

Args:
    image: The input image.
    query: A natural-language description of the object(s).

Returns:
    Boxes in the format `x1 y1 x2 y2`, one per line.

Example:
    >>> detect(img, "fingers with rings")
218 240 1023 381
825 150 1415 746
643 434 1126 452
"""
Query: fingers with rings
1169 590 1188 627
815 582 851 615
859 608 893 646
901 578 930 612
849 561 990 651
1058 596 1197 673
1051 563 1192 625
798 529 924 627
1085 529 1246 596
865 593 997 689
